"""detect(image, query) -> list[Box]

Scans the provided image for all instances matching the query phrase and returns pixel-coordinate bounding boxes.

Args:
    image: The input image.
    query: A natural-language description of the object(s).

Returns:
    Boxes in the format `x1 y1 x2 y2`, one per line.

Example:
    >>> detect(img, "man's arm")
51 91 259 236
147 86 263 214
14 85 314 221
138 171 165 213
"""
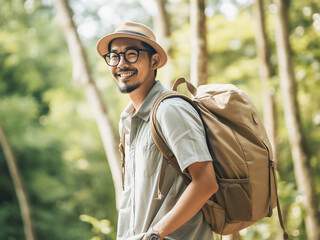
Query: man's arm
147 161 218 239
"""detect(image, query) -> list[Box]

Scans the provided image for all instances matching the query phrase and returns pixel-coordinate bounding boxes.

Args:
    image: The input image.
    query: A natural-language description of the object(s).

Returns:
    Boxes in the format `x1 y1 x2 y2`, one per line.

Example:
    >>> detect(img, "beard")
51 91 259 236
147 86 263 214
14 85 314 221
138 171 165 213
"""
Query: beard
114 68 142 93
117 82 142 93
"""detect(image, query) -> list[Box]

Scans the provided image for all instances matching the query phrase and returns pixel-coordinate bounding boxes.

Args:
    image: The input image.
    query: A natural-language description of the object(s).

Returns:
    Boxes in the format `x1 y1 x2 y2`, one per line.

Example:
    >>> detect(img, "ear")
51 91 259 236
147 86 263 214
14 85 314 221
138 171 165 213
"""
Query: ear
151 53 160 69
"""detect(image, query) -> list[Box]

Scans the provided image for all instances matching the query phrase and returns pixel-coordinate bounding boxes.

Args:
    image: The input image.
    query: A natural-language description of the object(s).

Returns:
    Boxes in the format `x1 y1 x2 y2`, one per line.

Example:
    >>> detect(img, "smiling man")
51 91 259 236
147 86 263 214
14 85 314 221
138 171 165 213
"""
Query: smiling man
97 22 218 240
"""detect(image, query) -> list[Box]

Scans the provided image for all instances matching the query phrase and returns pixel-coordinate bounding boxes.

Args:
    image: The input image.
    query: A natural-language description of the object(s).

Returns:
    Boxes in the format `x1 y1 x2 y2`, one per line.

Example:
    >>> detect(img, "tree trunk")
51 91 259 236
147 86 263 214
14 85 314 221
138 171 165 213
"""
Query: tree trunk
253 0 278 163
190 0 208 86
54 0 122 209
155 0 170 46
154 0 173 87
274 0 320 239
0 126 36 240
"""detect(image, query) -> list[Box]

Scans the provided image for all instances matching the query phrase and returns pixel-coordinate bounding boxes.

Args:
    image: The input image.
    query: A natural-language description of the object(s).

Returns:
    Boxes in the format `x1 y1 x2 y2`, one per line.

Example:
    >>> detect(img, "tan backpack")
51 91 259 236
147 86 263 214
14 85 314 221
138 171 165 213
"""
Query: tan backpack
149 78 289 239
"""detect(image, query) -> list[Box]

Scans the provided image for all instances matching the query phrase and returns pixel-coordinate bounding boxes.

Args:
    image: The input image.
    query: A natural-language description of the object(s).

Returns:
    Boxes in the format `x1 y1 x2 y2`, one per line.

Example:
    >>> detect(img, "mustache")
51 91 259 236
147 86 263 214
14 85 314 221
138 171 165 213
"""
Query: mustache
115 68 137 75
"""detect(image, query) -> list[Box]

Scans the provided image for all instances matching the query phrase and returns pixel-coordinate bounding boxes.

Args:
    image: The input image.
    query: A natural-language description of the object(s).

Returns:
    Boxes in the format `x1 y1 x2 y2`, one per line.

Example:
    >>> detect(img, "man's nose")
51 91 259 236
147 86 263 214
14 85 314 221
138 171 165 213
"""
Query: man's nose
117 54 129 68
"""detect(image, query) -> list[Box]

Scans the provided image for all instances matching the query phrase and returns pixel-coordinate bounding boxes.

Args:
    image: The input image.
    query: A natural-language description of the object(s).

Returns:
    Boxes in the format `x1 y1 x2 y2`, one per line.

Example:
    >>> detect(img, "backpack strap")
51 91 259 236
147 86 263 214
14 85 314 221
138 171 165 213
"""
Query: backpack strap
150 91 198 199
150 92 185 163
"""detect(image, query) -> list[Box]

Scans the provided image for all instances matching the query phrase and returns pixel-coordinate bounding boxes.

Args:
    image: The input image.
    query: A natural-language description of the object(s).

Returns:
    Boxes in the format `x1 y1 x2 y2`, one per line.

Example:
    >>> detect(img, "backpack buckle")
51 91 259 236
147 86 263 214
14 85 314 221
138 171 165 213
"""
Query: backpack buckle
269 159 275 168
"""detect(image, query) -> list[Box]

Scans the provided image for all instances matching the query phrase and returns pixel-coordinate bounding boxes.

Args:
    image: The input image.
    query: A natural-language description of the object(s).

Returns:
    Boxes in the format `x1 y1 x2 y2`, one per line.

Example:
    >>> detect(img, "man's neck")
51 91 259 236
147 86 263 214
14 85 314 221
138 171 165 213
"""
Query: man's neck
129 80 156 110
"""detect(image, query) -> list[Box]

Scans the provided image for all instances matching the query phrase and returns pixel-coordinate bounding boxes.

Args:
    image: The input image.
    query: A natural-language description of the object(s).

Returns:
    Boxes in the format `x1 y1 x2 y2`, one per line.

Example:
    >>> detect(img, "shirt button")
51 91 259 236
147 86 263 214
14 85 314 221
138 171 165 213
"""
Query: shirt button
131 145 134 150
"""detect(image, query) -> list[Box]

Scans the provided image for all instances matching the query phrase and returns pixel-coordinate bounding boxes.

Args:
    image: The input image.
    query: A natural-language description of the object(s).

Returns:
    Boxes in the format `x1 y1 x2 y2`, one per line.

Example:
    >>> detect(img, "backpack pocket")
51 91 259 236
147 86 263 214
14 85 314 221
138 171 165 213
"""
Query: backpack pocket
219 177 252 223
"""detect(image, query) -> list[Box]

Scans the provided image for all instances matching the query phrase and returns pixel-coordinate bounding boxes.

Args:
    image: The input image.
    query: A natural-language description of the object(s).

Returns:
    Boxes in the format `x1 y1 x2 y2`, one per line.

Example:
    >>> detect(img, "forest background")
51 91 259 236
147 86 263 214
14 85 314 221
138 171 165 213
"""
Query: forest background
0 0 319 239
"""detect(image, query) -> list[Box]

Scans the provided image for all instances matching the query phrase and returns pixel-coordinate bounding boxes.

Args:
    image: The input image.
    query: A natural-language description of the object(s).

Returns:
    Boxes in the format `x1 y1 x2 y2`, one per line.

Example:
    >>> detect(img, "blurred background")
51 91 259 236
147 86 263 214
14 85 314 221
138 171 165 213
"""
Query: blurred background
0 0 319 239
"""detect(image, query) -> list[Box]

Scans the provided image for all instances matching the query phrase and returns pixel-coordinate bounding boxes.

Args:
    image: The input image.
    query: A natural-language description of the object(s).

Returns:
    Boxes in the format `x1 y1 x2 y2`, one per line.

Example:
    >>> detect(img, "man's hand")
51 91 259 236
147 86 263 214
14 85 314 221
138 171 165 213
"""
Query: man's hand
141 228 164 240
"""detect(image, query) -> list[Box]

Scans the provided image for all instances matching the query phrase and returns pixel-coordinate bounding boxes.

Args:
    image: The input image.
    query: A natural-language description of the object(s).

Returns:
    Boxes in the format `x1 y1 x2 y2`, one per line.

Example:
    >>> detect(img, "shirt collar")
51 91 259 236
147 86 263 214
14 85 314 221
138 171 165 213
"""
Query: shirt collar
120 81 168 123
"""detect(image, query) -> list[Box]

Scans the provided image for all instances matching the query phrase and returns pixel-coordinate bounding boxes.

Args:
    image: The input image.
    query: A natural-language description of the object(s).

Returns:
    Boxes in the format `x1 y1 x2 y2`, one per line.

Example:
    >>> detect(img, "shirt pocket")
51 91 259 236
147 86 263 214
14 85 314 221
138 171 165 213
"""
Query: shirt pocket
135 142 162 178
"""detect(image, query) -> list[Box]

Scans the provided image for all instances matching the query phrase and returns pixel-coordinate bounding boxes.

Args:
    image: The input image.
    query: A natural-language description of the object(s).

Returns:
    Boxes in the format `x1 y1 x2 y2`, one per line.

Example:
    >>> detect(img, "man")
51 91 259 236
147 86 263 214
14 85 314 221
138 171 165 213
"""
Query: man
97 22 218 240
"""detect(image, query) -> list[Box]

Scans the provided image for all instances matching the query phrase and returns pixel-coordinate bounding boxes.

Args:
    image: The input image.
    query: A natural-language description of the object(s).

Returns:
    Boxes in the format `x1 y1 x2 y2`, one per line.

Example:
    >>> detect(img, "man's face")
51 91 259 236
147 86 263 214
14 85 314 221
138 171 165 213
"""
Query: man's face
108 38 156 93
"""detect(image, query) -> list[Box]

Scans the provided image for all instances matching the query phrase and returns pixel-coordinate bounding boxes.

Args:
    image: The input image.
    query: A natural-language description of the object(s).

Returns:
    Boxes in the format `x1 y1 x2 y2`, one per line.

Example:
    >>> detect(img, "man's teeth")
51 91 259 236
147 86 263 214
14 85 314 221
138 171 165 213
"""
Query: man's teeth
119 72 134 77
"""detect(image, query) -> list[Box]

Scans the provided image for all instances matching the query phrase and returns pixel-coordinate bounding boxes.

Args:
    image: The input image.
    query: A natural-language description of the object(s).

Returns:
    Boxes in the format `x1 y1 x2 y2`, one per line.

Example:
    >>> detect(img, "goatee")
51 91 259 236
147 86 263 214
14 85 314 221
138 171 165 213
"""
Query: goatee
118 82 142 93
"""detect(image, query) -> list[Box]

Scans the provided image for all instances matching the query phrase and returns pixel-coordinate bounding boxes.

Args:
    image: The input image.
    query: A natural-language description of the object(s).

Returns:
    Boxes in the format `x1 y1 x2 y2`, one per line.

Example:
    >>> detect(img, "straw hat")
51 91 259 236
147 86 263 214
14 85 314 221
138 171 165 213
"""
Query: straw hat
96 22 167 68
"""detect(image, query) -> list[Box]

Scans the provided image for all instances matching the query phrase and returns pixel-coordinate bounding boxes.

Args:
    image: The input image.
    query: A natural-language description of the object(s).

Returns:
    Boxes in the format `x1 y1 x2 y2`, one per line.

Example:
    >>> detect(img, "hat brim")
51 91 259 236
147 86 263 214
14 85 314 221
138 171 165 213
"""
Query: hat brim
96 32 167 69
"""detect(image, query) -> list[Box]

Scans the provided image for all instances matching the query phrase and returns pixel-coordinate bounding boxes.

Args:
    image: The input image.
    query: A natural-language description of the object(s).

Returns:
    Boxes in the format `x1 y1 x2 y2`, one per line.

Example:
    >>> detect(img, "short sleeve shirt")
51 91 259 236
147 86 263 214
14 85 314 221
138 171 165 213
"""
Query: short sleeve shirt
117 81 214 240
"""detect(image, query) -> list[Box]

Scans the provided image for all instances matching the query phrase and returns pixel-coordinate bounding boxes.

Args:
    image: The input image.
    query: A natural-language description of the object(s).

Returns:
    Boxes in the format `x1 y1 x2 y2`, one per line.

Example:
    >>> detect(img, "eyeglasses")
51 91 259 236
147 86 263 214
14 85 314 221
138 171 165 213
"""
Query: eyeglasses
103 48 151 67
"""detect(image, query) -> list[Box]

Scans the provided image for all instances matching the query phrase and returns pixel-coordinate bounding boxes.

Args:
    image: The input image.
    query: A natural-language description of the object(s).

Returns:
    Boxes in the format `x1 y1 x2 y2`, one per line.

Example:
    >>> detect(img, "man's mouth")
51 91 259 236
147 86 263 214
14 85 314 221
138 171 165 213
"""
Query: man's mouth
116 70 137 80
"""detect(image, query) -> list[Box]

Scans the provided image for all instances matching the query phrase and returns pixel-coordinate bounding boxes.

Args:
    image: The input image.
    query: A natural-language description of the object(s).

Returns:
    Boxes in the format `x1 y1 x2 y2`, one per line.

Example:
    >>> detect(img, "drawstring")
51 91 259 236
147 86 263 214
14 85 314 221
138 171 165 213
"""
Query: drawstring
155 157 167 200
120 129 126 190
271 163 289 239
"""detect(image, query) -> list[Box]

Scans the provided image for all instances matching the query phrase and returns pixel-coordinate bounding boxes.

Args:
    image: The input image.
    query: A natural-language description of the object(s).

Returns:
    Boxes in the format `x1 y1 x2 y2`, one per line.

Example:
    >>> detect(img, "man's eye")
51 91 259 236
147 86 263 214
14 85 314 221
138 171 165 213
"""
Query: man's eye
126 50 137 56
110 54 118 59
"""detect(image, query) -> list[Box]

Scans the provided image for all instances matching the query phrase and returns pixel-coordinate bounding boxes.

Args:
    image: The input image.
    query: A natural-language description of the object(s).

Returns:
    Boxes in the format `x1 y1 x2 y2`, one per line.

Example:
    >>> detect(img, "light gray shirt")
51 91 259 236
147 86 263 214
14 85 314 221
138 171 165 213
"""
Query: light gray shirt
117 81 214 240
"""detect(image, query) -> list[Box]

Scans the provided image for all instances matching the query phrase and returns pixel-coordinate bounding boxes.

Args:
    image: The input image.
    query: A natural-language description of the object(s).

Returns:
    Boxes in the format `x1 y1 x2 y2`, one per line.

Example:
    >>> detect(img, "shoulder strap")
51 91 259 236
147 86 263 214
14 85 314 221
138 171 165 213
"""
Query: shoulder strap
150 92 182 162
150 91 197 183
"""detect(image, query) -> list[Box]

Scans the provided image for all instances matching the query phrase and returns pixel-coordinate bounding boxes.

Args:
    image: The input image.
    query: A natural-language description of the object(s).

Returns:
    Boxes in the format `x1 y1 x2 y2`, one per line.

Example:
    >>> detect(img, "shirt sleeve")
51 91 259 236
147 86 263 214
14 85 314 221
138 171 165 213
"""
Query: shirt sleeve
156 97 213 172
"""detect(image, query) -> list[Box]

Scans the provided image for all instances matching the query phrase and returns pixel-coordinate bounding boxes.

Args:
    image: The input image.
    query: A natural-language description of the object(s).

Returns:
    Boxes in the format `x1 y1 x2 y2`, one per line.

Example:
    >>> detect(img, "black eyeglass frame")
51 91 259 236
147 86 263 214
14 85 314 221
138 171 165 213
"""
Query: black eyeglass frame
103 48 152 67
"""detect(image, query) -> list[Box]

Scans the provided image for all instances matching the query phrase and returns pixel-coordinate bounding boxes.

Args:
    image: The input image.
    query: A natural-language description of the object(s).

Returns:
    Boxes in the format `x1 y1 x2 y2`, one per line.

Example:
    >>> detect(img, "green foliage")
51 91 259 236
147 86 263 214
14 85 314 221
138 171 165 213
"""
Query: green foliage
0 0 117 239
0 202 25 239
1 0 319 239
80 214 116 240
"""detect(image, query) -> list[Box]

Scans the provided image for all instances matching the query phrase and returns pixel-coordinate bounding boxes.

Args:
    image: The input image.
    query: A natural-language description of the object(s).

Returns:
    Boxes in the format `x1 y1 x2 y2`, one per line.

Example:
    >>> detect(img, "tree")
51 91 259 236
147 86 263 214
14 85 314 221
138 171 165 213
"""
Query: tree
155 0 170 48
54 0 122 208
190 0 208 86
154 0 174 87
274 0 320 239
0 126 36 240
252 0 279 163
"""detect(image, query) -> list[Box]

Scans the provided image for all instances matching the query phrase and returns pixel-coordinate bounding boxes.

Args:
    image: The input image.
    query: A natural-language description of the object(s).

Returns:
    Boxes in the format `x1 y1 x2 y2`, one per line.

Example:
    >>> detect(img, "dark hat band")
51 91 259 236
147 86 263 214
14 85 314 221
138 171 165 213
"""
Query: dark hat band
115 30 151 39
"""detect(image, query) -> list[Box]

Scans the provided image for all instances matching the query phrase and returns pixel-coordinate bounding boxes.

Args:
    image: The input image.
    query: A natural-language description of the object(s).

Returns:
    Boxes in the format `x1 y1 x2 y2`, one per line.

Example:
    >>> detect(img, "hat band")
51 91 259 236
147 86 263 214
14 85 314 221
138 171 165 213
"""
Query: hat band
115 30 151 39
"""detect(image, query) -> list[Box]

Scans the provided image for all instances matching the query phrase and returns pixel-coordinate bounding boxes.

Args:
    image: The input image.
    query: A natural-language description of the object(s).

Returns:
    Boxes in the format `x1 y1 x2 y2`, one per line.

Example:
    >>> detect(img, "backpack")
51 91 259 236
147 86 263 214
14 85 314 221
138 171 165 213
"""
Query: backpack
148 78 289 239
